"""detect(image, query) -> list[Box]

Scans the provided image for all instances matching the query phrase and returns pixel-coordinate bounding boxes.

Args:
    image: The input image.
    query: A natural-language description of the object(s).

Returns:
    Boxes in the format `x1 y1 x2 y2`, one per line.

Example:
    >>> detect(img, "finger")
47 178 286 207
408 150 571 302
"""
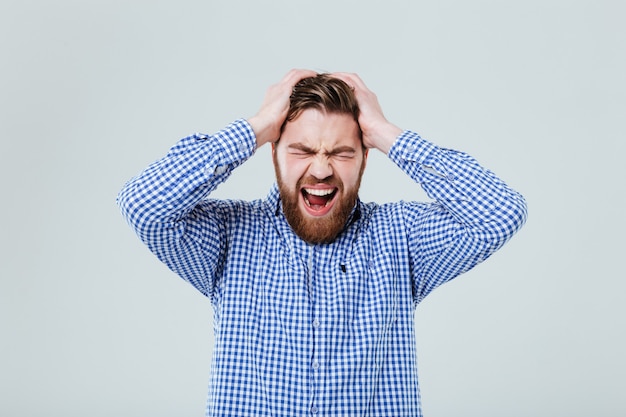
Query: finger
281 68 318 87
330 72 368 91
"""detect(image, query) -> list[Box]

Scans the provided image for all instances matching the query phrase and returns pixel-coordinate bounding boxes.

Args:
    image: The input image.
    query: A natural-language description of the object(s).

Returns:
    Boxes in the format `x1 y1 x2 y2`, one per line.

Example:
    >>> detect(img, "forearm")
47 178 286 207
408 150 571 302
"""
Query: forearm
117 119 257 239
389 131 528 241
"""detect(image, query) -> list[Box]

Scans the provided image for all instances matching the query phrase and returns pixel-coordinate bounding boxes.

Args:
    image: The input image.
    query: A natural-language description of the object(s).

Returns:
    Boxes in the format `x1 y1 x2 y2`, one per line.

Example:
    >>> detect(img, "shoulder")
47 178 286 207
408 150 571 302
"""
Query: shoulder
359 200 449 238
359 199 433 220
193 198 266 223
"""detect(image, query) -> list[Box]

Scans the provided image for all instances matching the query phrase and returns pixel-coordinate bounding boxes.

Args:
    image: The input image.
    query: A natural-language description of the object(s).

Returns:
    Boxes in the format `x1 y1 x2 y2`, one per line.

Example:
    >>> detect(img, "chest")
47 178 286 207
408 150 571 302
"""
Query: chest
215 215 413 339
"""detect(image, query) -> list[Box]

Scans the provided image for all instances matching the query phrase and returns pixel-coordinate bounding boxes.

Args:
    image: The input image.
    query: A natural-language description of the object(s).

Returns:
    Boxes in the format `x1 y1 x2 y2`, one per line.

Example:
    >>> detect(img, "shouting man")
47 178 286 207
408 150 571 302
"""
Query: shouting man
117 69 527 416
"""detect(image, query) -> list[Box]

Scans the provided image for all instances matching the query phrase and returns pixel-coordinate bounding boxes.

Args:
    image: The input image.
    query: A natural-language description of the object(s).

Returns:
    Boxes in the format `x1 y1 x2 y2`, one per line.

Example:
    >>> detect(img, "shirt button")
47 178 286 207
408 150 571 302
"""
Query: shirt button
312 361 320 370
311 406 318 414
313 319 321 328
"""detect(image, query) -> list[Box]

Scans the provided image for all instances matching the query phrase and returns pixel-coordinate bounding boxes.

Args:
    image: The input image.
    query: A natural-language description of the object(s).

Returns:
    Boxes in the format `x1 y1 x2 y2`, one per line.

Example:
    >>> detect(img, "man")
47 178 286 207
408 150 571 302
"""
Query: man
117 69 527 416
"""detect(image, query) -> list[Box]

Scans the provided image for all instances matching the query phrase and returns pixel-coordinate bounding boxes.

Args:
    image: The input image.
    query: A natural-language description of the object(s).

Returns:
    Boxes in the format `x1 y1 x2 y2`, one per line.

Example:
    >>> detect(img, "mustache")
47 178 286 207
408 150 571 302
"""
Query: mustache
297 175 343 189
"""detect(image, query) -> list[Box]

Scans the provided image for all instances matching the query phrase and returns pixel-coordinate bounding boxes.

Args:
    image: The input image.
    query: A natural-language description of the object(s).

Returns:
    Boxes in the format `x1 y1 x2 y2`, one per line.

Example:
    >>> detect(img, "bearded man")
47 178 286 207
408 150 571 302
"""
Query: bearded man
117 69 527 416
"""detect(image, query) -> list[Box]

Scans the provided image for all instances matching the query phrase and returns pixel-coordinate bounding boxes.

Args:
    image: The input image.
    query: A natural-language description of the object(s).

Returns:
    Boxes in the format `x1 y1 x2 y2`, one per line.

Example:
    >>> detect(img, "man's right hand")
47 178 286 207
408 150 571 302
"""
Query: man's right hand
248 69 317 148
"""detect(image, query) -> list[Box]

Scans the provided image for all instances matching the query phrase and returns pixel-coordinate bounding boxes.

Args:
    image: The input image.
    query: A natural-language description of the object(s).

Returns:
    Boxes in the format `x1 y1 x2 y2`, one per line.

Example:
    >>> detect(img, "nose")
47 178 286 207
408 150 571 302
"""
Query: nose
309 154 333 180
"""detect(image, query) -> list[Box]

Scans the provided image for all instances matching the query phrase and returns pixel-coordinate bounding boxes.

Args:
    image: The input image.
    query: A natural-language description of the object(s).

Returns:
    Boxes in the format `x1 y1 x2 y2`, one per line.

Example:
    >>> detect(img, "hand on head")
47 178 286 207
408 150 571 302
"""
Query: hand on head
331 72 403 154
249 69 402 154
248 69 317 148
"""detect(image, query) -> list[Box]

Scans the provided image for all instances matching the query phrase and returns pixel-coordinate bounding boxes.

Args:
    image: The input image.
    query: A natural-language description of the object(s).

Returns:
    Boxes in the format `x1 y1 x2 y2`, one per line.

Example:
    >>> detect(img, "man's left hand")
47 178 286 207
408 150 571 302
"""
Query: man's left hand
332 72 403 154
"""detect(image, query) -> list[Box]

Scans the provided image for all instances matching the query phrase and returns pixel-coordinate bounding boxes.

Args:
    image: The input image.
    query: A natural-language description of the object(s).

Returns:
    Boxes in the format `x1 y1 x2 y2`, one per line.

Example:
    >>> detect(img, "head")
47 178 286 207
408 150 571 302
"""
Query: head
272 74 368 244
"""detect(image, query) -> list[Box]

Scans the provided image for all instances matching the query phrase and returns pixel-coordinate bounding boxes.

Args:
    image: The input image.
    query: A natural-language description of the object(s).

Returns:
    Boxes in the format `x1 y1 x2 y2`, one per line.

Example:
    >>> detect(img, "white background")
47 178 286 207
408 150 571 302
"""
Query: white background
1 0 624 415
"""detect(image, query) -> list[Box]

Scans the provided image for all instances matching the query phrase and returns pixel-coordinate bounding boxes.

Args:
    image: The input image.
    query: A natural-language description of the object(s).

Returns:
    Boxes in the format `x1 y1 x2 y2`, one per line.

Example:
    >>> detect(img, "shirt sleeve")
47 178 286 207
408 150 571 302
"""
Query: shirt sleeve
116 119 256 297
387 131 528 304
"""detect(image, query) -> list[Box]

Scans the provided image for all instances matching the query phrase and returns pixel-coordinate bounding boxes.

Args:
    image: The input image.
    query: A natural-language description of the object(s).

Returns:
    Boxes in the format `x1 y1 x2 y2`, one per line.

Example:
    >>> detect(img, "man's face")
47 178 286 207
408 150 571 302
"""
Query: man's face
273 108 367 244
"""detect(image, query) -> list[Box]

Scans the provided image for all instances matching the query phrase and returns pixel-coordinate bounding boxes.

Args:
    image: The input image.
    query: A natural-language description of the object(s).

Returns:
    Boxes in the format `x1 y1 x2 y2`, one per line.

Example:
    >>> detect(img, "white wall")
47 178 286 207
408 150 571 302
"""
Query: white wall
1 0 624 415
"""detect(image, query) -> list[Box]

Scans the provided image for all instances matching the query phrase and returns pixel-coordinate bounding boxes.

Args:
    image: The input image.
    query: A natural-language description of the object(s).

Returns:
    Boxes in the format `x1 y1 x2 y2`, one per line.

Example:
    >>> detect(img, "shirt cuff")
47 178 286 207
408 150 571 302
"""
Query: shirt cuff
388 130 438 164
387 130 452 183
197 119 257 178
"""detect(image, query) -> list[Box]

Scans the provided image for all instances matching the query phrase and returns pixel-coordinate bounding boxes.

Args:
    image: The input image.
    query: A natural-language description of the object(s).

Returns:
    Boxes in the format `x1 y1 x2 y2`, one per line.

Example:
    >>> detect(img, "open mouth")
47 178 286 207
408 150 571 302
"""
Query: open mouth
301 187 338 214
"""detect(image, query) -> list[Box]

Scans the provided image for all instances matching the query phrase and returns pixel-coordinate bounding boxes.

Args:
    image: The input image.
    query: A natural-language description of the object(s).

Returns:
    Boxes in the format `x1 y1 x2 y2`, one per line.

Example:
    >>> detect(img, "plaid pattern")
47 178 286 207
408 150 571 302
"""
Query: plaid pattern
118 119 527 416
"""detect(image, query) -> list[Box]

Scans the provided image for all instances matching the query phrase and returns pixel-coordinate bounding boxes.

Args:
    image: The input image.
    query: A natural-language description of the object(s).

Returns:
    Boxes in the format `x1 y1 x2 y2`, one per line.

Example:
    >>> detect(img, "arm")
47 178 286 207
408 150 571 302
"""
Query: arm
117 69 316 296
116 120 257 296
390 131 527 302
332 72 528 302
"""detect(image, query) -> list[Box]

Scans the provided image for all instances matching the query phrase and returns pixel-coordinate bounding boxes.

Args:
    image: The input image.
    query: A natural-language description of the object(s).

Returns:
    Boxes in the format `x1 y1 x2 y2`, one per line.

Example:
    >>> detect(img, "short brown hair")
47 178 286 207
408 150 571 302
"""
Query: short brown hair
286 74 360 123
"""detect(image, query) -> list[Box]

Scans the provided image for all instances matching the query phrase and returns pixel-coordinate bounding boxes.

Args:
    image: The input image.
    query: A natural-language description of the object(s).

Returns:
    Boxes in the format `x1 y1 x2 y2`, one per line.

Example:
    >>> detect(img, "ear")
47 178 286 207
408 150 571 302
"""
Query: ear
360 148 369 172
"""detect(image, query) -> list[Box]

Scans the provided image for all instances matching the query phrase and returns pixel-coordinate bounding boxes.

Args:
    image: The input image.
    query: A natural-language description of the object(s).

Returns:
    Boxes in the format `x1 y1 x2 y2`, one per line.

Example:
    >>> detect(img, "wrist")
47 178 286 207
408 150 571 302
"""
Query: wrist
366 122 403 154
248 115 278 148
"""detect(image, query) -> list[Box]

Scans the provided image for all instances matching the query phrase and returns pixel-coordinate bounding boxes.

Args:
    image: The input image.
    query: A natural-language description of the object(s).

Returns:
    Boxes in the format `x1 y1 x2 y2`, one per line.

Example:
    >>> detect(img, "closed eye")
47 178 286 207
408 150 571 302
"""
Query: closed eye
328 146 357 160
288 150 316 158
331 151 356 160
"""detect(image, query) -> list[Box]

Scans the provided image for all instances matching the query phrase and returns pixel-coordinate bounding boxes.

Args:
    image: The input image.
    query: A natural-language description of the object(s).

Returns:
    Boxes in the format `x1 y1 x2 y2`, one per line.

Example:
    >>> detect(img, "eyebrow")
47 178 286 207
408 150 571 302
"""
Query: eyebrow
287 143 357 155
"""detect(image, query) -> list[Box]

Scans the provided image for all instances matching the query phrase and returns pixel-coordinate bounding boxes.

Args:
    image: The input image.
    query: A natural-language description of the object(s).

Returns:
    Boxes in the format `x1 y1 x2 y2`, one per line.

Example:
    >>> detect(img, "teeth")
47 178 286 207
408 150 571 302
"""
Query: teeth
304 188 334 196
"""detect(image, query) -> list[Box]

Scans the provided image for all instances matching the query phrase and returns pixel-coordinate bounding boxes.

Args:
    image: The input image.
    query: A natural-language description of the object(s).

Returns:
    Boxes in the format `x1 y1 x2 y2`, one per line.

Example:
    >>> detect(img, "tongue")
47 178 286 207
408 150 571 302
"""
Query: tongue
307 194 328 206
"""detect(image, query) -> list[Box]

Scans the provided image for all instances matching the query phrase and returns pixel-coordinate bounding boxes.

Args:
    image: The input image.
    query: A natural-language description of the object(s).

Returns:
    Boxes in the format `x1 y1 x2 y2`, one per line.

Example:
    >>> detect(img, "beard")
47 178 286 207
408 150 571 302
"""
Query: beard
274 159 365 245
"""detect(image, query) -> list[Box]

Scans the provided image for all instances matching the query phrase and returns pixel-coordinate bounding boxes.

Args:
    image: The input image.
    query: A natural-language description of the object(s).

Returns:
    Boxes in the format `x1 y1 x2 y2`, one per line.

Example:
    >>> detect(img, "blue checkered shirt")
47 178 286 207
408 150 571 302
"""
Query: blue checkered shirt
118 119 527 416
